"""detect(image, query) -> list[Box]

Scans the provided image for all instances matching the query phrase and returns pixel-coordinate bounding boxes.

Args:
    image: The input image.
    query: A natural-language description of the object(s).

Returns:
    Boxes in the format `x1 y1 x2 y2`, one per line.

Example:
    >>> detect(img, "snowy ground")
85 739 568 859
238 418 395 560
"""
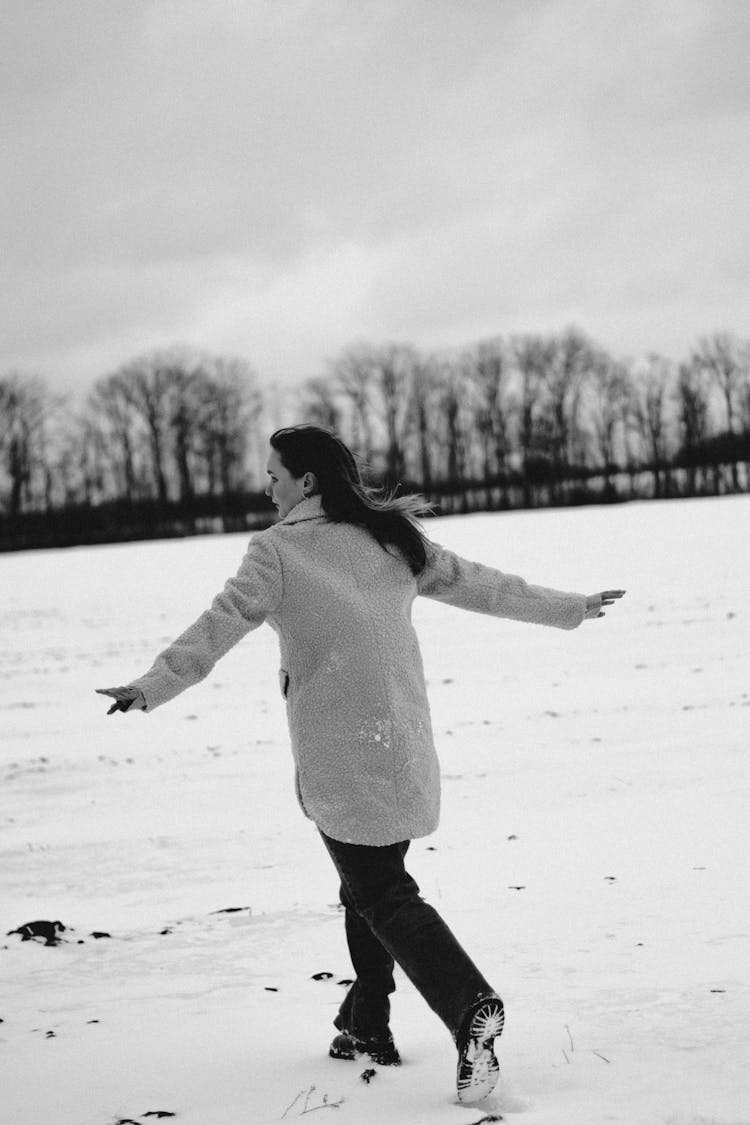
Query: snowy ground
1 495 749 1125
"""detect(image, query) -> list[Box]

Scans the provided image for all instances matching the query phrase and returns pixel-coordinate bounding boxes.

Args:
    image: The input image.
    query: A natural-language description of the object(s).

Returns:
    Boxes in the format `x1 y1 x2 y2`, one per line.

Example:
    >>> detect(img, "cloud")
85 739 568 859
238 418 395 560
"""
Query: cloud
1 0 749 390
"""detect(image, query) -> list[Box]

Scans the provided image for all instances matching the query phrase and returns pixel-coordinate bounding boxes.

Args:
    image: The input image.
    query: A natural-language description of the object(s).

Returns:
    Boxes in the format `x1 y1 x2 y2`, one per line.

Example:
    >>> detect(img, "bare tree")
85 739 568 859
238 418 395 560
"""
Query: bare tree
738 340 750 490
463 336 511 504
693 332 747 490
330 344 376 462
87 348 262 505
73 413 112 505
329 342 416 481
675 358 711 495
298 376 344 432
375 343 416 482
402 355 443 490
170 365 204 503
694 331 745 433
431 356 472 492
740 351 750 435
628 355 676 498
510 333 553 505
201 355 262 495
586 353 631 495
36 398 84 510
112 351 178 504
538 328 595 499
0 373 48 516
87 373 144 502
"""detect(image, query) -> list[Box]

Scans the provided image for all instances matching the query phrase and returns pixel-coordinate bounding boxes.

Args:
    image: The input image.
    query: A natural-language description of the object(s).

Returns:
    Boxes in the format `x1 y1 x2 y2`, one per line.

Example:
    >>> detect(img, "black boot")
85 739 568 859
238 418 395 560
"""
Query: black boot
454 994 504 1104
329 1029 401 1066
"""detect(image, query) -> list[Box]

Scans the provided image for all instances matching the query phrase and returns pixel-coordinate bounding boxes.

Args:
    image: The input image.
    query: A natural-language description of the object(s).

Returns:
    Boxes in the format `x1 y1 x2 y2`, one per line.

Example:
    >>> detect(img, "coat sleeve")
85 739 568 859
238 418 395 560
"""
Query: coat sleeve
416 540 586 630
127 531 283 711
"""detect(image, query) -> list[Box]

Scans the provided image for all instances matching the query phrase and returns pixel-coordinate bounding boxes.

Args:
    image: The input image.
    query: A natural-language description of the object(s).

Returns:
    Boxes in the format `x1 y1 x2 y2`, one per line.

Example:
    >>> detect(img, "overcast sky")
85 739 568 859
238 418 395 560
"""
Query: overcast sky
2 0 749 395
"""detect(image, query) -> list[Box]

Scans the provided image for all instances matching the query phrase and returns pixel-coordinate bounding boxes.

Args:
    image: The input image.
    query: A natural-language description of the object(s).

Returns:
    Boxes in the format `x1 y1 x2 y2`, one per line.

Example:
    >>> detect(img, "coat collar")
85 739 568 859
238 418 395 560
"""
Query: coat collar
279 494 327 525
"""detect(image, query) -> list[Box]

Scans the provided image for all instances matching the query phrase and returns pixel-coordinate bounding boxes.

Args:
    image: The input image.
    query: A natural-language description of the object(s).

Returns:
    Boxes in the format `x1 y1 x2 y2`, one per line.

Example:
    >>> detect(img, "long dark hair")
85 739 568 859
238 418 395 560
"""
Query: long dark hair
269 424 432 576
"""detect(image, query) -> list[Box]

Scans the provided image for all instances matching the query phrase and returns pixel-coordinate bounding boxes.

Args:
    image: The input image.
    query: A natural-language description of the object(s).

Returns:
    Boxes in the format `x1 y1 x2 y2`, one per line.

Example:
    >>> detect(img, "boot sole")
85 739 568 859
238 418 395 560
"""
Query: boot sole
456 997 504 1104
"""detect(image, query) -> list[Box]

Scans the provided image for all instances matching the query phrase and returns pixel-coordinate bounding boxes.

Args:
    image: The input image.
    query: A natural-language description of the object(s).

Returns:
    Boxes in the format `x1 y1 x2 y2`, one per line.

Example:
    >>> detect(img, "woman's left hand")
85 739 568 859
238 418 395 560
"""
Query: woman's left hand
95 686 147 714
586 590 626 619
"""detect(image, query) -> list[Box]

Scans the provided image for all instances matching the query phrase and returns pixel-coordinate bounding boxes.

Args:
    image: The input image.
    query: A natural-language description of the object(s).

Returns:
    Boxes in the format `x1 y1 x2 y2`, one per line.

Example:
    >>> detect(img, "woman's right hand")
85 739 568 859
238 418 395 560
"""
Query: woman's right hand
95 686 147 714
585 590 626 619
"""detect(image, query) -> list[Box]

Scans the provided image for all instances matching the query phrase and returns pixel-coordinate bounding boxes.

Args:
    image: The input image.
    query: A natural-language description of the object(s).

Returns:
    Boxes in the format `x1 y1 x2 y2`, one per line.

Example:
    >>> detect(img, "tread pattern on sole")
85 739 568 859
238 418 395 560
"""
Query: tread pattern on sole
456 998 505 1105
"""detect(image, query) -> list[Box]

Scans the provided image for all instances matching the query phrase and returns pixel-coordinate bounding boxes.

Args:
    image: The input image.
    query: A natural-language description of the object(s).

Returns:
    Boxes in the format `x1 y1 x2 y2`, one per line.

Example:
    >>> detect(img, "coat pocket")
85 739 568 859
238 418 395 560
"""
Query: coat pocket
279 669 290 700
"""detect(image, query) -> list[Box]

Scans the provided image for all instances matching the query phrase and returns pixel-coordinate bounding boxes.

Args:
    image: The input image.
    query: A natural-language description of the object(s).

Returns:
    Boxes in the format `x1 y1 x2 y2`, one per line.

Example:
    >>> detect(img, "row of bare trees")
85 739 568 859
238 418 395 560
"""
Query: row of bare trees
2 329 750 547
0 348 263 519
299 329 750 504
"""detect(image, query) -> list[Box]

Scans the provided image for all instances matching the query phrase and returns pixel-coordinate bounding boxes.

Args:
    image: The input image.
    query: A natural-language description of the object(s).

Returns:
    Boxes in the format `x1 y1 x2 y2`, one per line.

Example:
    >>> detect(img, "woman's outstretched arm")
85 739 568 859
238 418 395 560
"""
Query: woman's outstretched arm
418 541 625 629
96 531 282 715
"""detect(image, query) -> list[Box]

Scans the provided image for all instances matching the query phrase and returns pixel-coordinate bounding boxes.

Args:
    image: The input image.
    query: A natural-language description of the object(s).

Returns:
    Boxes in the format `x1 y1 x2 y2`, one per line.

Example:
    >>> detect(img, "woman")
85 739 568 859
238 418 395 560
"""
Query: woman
97 423 624 1106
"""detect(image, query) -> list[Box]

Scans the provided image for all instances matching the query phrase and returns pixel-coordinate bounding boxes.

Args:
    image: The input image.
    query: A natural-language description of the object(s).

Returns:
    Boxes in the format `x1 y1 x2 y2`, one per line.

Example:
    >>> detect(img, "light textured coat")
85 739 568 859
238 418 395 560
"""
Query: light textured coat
129 495 589 845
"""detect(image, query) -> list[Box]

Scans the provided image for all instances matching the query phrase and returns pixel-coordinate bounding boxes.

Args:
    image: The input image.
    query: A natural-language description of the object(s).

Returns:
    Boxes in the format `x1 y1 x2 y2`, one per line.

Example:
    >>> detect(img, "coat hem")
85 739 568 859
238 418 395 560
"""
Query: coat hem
310 815 439 848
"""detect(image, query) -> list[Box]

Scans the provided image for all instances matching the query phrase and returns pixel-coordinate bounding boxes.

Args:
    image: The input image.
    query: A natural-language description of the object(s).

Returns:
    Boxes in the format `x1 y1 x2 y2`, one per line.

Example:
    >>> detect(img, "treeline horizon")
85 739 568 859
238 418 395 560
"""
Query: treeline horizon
2 325 749 551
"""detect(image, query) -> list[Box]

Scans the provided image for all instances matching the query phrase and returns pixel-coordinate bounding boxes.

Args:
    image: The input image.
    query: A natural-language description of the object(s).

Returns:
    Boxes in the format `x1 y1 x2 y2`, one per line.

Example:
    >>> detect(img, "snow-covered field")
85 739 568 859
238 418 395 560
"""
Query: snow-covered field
2 496 749 1125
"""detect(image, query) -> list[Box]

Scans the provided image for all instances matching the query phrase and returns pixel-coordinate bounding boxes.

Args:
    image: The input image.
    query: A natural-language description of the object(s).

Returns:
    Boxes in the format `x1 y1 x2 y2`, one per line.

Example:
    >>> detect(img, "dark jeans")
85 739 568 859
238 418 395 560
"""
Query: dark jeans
320 831 497 1043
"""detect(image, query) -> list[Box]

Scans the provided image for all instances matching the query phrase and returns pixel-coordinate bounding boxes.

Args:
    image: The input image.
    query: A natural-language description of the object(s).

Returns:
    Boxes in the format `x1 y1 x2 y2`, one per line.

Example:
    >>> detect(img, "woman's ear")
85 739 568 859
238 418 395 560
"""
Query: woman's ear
303 472 318 496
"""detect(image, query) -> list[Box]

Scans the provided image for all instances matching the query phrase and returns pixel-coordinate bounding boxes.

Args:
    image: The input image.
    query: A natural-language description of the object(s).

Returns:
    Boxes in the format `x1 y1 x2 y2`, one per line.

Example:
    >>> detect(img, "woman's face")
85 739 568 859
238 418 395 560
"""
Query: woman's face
265 448 308 518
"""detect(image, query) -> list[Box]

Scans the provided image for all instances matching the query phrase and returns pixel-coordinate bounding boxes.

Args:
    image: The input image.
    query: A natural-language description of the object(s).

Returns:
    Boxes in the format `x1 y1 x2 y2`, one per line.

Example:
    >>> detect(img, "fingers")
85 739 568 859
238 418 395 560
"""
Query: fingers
589 589 626 618
107 697 136 714
96 686 143 714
